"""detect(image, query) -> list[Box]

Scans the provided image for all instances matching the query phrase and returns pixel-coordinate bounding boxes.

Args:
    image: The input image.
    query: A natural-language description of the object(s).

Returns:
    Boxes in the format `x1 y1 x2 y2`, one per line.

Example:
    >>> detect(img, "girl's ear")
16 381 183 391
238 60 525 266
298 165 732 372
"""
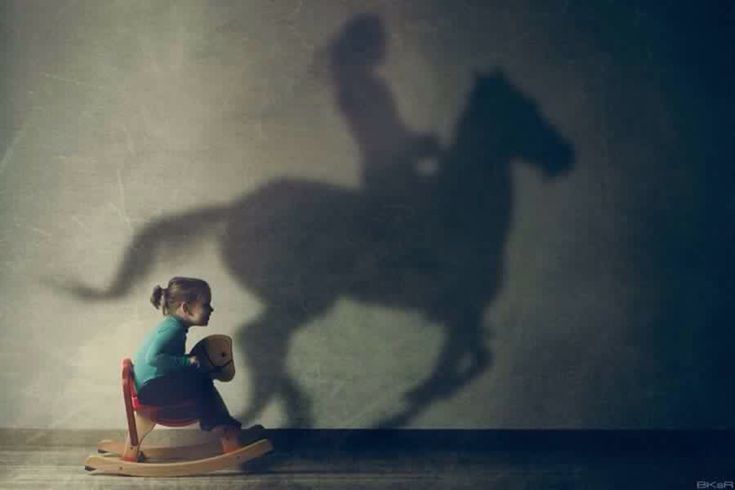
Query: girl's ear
181 302 191 315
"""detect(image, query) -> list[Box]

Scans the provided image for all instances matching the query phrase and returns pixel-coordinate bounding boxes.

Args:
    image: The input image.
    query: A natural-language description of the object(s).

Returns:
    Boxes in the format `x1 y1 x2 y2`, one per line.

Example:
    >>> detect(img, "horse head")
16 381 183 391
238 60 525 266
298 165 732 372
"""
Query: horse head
448 70 575 181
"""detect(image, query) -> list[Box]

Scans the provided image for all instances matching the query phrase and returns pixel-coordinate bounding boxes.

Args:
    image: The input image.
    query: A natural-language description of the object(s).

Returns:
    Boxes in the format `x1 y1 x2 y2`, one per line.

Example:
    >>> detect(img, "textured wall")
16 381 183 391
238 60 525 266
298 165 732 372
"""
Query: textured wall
0 0 732 429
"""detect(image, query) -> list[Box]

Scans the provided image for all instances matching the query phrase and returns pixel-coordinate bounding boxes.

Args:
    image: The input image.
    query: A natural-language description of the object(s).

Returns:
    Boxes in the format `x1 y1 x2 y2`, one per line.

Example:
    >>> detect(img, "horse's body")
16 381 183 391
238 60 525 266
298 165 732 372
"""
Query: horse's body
63 72 574 427
223 177 469 312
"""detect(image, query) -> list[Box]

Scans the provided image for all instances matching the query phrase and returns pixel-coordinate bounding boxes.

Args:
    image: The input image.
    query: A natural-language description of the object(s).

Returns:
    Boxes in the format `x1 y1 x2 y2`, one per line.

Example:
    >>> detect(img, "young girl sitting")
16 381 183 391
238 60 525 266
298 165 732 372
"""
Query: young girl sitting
133 276 243 452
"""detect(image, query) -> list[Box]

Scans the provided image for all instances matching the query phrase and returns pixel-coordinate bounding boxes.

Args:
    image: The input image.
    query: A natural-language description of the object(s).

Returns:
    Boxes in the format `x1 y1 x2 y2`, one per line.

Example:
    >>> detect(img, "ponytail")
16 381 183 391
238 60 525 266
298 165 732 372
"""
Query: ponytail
150 285 167 312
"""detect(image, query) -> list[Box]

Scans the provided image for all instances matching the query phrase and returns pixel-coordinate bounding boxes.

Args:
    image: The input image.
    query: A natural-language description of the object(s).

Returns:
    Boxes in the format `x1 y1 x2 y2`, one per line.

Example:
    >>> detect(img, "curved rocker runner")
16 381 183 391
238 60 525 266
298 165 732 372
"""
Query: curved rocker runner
84 439 273 477
84 323 273 476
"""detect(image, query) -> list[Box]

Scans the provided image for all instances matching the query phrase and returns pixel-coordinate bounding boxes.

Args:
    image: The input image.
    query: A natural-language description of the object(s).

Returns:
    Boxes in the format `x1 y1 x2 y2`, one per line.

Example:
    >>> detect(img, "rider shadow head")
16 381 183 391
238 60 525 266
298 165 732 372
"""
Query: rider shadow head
330 13 386 70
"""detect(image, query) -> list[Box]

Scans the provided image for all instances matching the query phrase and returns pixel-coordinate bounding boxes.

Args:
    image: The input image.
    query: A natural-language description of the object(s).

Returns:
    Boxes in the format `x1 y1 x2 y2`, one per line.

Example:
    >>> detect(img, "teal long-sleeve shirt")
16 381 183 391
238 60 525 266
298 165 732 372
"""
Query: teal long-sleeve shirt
133 316 197 390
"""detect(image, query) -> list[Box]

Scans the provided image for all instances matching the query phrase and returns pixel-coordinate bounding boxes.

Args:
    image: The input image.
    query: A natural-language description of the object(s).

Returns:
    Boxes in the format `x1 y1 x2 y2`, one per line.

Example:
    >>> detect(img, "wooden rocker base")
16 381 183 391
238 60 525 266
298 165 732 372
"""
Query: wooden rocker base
96 439 222 461
84 438 273 477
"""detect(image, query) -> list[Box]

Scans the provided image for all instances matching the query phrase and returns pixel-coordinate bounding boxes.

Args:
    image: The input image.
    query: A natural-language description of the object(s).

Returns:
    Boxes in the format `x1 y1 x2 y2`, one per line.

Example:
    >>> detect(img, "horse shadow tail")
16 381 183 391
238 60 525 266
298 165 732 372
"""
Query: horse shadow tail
236 306 317 428
49 205 229 300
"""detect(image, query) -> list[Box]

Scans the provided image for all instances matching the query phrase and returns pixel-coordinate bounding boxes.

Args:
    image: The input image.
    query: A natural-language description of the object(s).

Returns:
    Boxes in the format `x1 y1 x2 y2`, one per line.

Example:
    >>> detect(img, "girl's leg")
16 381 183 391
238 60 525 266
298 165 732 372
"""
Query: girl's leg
197 380 243 453
213 425 241 453
198 379 242 432
137 374 200 405
137 374 202 420
139 375 244 452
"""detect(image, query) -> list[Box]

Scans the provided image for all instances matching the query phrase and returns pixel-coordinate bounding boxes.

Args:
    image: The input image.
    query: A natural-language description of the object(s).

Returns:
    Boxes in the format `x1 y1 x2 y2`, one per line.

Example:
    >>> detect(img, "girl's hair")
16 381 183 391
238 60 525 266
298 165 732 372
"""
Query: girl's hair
150 277 210 315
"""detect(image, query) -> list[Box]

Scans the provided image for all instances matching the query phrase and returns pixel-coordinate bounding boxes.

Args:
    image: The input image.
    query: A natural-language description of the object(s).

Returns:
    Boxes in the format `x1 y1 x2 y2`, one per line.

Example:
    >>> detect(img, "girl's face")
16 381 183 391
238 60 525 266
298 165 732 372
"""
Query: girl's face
182 292 214 326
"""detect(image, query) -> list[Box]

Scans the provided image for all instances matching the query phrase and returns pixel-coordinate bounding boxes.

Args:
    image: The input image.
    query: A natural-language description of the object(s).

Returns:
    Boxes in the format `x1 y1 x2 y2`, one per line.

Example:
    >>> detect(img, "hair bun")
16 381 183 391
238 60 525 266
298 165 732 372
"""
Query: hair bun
150 285 165 310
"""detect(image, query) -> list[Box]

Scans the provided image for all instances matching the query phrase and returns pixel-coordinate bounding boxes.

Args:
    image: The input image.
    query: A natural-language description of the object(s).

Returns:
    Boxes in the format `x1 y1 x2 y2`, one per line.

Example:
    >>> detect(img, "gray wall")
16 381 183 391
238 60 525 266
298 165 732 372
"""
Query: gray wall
0 0 732 429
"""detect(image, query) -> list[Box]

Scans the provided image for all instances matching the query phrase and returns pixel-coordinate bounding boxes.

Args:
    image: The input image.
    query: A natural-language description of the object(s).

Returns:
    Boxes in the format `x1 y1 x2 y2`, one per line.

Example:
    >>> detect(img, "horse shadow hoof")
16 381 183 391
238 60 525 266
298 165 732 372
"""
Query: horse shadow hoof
404 383 443 404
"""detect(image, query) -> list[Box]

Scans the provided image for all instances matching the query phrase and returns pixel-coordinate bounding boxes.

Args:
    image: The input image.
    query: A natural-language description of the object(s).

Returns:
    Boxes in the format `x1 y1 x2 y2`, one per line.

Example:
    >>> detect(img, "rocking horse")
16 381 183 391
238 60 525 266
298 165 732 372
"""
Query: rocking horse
84 335 273 477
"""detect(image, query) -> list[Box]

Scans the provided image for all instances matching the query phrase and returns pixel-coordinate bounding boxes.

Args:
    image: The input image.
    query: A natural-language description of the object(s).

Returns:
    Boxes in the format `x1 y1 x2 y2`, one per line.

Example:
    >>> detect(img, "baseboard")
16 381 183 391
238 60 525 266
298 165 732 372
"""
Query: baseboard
2 428 733 456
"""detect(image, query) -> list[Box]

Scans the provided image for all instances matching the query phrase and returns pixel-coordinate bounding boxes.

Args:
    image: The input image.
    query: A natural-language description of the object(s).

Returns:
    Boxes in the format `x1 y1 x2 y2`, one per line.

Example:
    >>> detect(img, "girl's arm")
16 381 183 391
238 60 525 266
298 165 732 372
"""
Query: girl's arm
144 324 196 373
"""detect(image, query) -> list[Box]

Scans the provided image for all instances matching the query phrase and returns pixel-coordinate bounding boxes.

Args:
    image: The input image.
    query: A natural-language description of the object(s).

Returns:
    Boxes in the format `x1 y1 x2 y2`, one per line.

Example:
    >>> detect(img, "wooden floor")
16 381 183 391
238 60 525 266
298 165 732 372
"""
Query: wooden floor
1 429 732 489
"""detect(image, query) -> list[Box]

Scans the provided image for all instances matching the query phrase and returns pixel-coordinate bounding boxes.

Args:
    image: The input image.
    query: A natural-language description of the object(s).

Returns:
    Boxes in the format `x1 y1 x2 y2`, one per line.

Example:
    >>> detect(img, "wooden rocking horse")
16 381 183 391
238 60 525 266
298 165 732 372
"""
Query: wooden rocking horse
84 335 273 476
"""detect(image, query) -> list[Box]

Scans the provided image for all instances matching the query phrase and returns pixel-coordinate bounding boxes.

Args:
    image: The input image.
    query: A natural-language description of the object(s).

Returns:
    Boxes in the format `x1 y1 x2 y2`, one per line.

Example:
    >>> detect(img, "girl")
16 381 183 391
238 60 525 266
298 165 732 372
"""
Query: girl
133 276 243 452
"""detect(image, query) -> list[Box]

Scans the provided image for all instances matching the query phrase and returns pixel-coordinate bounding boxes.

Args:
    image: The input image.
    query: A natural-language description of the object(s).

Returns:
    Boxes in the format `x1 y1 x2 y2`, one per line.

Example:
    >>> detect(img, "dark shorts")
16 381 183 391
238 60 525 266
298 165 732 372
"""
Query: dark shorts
137 373 241 431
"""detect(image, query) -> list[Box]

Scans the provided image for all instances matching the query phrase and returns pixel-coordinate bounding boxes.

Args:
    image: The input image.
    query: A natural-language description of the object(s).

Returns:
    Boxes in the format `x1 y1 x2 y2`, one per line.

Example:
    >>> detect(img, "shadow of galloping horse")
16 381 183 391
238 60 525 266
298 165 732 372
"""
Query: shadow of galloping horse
58 70 574 428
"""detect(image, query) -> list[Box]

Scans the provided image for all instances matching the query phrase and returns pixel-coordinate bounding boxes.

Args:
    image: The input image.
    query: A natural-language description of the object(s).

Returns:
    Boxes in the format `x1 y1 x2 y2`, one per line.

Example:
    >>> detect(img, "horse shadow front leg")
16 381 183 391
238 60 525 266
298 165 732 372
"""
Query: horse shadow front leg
236 306 316 428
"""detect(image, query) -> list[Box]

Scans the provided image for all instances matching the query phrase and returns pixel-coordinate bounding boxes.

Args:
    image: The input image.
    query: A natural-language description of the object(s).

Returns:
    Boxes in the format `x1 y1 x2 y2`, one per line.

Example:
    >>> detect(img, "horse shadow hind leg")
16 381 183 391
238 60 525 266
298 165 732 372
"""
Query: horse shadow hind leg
406 317 492 404
236 305 326 428
375 305 492 428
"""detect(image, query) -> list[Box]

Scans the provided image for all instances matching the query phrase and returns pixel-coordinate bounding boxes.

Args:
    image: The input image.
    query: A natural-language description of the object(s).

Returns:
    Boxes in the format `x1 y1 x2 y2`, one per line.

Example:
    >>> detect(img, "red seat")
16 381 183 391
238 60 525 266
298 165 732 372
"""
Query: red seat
122 358 199 449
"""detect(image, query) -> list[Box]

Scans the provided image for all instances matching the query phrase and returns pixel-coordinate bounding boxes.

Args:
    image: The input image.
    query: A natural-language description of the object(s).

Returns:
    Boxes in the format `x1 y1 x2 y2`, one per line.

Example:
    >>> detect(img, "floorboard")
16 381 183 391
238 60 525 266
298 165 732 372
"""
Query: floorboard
1 429 731 489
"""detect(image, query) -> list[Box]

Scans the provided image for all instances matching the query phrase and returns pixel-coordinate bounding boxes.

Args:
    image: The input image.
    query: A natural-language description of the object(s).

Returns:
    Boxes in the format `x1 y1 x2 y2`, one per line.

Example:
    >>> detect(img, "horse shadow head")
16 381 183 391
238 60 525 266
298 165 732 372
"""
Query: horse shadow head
448 70 574 182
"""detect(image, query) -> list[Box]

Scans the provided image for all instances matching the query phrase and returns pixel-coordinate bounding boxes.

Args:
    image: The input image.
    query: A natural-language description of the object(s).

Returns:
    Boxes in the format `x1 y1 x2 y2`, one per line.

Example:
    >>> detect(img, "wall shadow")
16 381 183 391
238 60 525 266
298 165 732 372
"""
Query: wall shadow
55 14 574 428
